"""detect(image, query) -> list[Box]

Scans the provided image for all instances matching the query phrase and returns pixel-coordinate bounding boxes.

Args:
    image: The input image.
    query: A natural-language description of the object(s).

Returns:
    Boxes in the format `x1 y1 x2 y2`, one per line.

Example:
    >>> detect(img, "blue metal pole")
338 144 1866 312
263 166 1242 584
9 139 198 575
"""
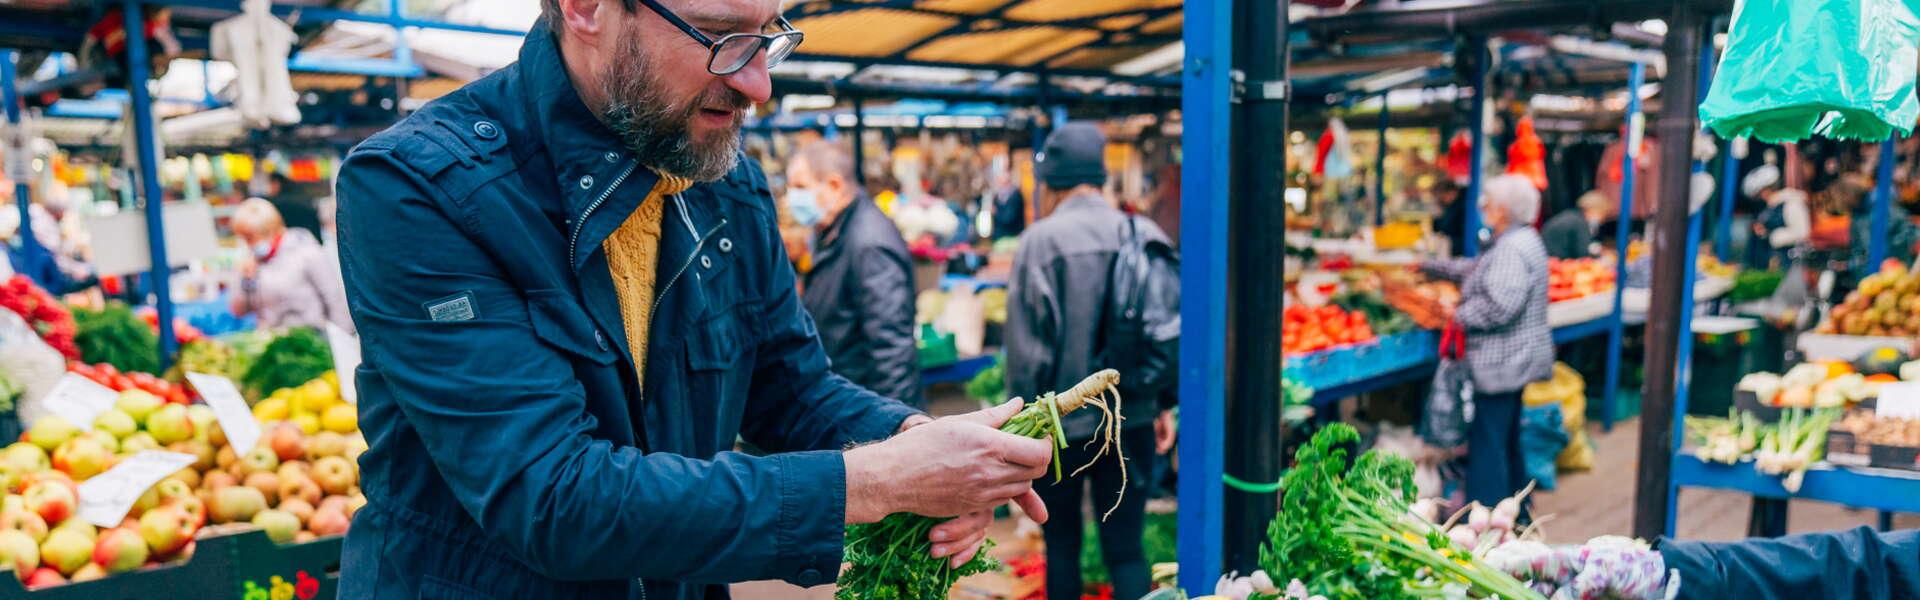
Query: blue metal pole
388 0 412 67
1871 136 1895 267
1716 137 1738 263
1375 95 1389 226
1177 0 1229 590
1600 61 1645 432
122 0 180 369
1 50 39 264
1463 38 1488 257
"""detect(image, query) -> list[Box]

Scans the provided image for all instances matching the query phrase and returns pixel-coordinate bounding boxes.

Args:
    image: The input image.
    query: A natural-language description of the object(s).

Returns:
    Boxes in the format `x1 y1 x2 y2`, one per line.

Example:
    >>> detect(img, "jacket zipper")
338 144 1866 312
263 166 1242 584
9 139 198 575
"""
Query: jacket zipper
567 160 640 269
635 194 726 407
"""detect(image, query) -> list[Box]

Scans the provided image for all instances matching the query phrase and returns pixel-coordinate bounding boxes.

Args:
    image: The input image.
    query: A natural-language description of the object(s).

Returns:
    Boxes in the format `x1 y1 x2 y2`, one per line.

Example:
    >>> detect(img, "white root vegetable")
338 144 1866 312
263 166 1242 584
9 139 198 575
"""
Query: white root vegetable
1468 504 1491 533
1448 524 1479 549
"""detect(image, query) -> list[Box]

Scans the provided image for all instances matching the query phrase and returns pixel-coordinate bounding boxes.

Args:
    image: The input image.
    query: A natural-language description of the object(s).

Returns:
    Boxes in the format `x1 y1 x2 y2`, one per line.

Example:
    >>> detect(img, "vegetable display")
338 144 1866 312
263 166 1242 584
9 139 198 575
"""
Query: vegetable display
1380 281 1458 331
1256 424 1544 600
1547 258 1614 303
1281 305 1375 356
166 339 245 385
964 359 1006 405
69 362 191 405
1735 362 1876 409
1833 410 1920 448
1482 536 1669 599
837 370 1125 600
1330 292 1415 336
0 276 78 361
1686 408 1840 492
240 328 334 401
72 304 160 376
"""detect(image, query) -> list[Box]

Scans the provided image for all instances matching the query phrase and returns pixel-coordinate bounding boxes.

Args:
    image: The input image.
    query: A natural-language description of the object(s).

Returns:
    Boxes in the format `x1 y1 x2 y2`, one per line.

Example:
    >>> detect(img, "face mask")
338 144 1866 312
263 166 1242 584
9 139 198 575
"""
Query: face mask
251 240 273 259
786 188 824 227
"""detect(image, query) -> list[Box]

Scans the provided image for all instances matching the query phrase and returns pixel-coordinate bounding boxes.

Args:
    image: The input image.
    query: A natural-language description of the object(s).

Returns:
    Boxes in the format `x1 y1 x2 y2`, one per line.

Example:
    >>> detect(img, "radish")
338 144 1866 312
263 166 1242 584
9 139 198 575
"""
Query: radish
1467 504 1491 533
1447 524 1478 549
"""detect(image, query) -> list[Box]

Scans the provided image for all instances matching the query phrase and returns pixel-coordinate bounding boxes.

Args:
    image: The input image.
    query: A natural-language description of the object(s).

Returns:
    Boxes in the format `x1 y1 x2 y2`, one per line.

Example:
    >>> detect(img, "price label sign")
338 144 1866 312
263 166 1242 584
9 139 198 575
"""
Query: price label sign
43 373 121 428
1876 383 1920 420
76 450 196 528
326 324 360 405
186 372 260 455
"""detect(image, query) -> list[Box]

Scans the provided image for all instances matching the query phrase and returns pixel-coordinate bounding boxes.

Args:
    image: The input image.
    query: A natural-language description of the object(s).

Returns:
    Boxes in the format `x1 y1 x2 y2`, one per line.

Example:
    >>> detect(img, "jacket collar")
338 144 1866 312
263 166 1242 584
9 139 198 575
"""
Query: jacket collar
1055 190 1112 214
515 22 661 224
816 192 872 251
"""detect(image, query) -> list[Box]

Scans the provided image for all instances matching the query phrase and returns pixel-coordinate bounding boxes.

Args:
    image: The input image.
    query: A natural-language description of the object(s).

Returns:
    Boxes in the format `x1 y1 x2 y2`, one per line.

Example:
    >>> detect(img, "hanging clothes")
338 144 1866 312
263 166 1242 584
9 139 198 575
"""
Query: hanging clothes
211 0 302 129
1445 130 1475 184
1595 133 1662 220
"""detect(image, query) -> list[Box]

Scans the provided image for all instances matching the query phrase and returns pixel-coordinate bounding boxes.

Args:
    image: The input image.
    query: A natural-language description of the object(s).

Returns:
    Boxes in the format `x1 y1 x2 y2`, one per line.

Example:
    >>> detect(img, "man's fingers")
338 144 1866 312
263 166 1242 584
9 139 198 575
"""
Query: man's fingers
949 539 986 569
951 397 1025 428
931 528 985 559
995 433 1055 470
1013 488 1048 524
929 511 991 543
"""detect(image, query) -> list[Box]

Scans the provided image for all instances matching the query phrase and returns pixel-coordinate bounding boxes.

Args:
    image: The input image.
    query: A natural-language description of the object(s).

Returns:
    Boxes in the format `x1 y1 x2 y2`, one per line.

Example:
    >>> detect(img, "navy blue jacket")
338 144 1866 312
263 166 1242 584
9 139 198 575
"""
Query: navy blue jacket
332 26 920 599
1661 526 1920 599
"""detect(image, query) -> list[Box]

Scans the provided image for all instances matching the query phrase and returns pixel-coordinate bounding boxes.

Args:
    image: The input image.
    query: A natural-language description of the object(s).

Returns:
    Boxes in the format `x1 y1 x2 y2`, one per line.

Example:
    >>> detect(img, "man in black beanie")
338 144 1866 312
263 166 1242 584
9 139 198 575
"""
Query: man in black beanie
1005 122 1174 600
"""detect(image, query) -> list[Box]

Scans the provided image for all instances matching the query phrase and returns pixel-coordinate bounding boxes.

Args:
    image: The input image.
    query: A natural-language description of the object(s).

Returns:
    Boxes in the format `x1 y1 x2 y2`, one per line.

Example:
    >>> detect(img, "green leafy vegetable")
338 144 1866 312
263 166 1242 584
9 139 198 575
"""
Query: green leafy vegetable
241 328 334 400
72 303 160 375
964 358 1005 406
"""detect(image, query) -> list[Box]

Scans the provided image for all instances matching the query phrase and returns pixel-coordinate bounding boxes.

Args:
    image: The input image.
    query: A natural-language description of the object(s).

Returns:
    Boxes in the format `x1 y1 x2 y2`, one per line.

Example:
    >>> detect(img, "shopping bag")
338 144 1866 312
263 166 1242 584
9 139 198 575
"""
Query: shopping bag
1420 323 1474 448
1698 0 1920 142
1520 404 1569 491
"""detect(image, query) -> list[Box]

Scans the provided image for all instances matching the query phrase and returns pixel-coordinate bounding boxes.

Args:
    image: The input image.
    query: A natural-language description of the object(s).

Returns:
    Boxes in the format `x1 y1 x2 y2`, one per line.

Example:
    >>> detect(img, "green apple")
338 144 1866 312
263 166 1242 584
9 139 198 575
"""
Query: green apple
37 528 90 576
310 456 357 496
0 443 49 474
137 505 194 557
0 529 38 575
24 417 79 453
113 390 163 422
91 410 137 440
144 404 195 445
119 431 161 454
75 430 118 454
50 437 111 481
250 510 300 544
237 446 279 477
210 486 266 524
185 405 217 435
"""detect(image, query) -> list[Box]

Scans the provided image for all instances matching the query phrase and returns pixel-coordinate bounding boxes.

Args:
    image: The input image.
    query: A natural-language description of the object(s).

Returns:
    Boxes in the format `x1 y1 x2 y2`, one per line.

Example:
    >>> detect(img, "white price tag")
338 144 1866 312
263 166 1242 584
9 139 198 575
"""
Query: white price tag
43 374 121 428
326 324 360 405
1876 383 1920 420
186 372 260 455
76 451 196 528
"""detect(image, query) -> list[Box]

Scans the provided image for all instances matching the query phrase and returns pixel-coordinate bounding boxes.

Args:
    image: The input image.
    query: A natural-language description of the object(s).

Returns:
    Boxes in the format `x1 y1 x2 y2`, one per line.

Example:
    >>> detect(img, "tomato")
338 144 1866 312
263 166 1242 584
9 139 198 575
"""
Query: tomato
97 363 119 378
167 388 189 405
110 375 132 392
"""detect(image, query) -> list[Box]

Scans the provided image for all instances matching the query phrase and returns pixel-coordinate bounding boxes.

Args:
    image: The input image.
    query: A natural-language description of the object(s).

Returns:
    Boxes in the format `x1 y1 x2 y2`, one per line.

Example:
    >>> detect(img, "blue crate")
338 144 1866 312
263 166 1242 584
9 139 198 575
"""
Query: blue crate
1282 331 1441 393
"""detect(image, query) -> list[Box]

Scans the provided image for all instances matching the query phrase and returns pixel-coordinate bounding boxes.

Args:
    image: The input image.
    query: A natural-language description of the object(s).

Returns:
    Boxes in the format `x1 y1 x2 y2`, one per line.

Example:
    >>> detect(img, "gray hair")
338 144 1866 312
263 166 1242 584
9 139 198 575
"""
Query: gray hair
1482 174 1540 227
791 141 858 190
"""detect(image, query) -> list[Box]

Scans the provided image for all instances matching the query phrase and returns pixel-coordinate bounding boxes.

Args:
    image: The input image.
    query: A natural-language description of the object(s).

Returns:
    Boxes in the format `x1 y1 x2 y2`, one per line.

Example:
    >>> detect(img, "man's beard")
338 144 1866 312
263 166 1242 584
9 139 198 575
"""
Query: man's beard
600 36 749 182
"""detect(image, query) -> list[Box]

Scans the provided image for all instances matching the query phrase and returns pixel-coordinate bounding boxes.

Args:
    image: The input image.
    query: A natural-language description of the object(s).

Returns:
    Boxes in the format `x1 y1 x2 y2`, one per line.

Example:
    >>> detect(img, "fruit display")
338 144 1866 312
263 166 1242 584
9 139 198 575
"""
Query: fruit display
1330 291 1416 336
1735 361 1878 409
0 374 364 589
1816 261 1920 336
0 276 78 361
1547 258 1615 303
1833 410 1920 448
240 328 335 402
251 372 358 436
68 362 192 406
1696 253 1739 279
165 340 246 390
1381 280 1459 330
1282 304 1375 355
71 304 161 377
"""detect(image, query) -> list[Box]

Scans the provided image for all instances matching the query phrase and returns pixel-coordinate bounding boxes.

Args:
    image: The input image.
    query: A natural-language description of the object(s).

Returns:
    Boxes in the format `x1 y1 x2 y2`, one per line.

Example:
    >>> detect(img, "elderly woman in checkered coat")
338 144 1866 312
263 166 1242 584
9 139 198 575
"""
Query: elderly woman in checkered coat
1420 174 1556 507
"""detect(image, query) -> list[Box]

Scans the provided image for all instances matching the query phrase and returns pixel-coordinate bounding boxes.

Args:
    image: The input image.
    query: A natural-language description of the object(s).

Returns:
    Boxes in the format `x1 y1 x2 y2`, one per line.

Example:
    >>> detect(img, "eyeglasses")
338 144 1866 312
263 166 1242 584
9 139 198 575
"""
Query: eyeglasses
634 0 804 76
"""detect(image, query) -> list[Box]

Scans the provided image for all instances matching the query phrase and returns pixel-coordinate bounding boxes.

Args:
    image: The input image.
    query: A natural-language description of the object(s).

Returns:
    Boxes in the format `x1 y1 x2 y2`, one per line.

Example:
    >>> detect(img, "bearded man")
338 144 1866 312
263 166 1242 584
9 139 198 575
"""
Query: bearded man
332 1 1054 597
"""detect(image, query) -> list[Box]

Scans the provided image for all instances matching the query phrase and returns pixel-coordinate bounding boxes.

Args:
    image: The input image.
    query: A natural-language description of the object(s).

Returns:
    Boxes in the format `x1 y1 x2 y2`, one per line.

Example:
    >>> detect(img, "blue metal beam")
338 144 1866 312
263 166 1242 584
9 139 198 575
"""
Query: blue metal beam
1601 61 1644 432
1178 0 1229 591
288 55 423 78
122 0 179 369
1871 136 1896 267
1374 96 1389 226
2 50 41 272
1715 137 1737 262
1463 37 1488 257
155 0 527 37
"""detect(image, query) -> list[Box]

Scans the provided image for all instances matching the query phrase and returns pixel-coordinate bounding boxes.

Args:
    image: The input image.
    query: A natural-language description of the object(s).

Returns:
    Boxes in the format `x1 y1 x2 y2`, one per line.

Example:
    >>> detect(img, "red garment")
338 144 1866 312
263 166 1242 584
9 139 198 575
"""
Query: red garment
86 8 168 59
1314 126 1336 175
1444 130 1474 184
1595 133 1662 220
1506 116 1549 191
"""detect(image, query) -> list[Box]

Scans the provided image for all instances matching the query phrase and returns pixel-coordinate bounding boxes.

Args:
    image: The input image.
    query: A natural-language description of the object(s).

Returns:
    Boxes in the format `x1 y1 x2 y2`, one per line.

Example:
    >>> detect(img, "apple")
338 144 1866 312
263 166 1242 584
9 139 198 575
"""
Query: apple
22 481 75 525
0 504 48 543
305 432 347 461
277 474 320 507
38 528 90 575
267 423 305 463
78 430 119 454
203 419 227 447
310 456 357 496
277 460 309 481
316 496 349 516
118 432 161 454
0 529 39 575
24 566 64 588
164 466 200 489
114 390 163 422
251 509 300 544
145 404 195 445
345 493 366 519
291 413 321 435
172 493 207 529
91 527 148 573
200 471 238 492
127 485 160 520
49 520 94 544
185 405 217 436
277 498 314 525
51 437 111 480
137 505 195 557
211 486 266 524
293 531 316 544
91 410 137 440
307 507 349 537
0 443 49 475
215 445 238 472
238 446 280 478
68 562 104 582
165 439 216 473
243 472 281 505
24 417 79 453
344 435 368 463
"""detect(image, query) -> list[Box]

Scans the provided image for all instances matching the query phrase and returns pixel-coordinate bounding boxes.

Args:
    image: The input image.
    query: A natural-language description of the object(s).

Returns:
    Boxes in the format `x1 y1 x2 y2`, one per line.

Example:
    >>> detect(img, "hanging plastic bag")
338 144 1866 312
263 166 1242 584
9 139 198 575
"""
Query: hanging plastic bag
1699 0 1920 142
1506 116 1548 191
1421 322 1474 448
1314 117 1356 179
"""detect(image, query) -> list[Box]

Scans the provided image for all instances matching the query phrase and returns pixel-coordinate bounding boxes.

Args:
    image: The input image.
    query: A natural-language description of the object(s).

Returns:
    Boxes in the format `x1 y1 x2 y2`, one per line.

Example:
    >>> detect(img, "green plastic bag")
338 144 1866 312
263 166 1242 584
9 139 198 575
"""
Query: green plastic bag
1699 0 1920 142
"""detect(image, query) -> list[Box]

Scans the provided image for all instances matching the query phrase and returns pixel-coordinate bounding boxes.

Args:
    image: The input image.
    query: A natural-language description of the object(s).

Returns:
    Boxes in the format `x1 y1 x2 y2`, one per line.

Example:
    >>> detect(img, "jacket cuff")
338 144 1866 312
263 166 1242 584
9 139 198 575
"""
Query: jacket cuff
848 401 926 445
1653 537 1723 594
772 450 849 587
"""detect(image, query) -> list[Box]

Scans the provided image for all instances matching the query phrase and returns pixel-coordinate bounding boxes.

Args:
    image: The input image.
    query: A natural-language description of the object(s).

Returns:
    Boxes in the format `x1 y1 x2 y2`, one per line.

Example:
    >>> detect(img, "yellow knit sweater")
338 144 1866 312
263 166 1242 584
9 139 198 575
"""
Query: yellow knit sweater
603 171 693 388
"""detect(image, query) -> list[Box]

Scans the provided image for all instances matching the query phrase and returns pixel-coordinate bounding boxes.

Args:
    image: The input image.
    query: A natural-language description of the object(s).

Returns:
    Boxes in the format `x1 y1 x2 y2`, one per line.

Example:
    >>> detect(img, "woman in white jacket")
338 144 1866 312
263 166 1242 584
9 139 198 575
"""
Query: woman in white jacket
1745 164 1810 269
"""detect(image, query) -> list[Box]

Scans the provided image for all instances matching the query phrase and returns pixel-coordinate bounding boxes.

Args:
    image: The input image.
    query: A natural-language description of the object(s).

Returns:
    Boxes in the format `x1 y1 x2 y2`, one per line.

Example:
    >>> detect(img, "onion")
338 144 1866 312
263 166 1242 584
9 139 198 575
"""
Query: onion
1447 524 1478 549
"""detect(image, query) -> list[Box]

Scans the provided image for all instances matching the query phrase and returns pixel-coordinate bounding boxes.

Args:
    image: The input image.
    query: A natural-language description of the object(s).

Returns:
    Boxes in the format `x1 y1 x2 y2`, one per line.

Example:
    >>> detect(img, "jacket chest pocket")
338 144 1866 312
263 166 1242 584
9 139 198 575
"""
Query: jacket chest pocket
526 290 619 366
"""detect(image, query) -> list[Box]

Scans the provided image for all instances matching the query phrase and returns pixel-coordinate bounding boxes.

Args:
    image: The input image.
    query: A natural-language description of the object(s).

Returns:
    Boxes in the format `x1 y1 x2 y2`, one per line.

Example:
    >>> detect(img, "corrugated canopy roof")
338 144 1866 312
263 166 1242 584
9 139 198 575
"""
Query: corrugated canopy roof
784 0 1181 72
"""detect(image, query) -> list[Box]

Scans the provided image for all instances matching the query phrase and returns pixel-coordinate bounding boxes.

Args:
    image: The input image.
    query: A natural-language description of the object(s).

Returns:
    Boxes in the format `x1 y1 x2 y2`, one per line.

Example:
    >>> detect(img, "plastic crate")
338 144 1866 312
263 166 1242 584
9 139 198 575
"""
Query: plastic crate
1869 444 1920 472
1827 430 1870 466
0 525 343 599
1370 330 1438 374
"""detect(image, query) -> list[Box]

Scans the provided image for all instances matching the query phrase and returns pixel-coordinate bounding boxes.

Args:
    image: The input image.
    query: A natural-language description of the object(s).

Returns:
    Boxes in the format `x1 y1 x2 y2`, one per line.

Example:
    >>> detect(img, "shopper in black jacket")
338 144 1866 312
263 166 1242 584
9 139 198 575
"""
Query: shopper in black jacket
788 142 923 407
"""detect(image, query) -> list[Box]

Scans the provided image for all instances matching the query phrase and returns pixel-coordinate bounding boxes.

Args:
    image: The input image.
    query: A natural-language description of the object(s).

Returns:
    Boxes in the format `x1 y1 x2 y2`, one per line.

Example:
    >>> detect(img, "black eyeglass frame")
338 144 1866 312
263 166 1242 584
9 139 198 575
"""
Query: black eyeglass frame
633 0 805 75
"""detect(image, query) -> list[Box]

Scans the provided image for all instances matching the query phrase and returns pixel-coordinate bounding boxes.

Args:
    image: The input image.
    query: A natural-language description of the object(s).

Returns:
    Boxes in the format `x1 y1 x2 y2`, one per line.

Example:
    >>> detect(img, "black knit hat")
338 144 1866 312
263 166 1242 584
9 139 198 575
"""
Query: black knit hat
1035 122 1107 191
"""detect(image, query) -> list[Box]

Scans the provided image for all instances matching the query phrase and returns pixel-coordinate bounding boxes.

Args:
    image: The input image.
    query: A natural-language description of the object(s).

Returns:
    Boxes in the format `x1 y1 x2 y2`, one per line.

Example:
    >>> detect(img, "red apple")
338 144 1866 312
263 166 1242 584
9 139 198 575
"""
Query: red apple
243 472 281 506
24 566 65 588
50 436 110 481
137 504 195 559
277 474 320 507
267 424 305 463
0 504 48 544
22 481 76 525
307 507 349 537
277 498 314 525
200 470 238 492
91 527 147 573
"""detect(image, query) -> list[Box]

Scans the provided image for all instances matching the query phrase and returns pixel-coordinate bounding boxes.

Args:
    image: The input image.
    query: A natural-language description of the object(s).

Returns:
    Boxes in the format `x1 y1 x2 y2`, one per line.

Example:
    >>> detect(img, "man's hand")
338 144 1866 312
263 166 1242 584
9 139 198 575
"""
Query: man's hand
927 509 994 568
898 414 933 433
845 399 1052 526
1154 410 1176 455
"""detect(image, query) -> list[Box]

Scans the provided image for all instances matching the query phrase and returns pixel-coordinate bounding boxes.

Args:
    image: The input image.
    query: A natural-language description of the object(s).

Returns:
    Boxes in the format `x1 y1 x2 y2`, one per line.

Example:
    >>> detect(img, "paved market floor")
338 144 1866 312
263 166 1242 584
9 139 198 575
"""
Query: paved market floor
733 399 1920 599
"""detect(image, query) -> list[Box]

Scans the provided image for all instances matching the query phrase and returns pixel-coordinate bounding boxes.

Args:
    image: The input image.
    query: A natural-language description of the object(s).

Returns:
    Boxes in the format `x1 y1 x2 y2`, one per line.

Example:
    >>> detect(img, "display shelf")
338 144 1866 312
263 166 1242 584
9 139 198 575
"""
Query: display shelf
1302 317 1618 405
921 354 996 386
1672 455 1920 514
